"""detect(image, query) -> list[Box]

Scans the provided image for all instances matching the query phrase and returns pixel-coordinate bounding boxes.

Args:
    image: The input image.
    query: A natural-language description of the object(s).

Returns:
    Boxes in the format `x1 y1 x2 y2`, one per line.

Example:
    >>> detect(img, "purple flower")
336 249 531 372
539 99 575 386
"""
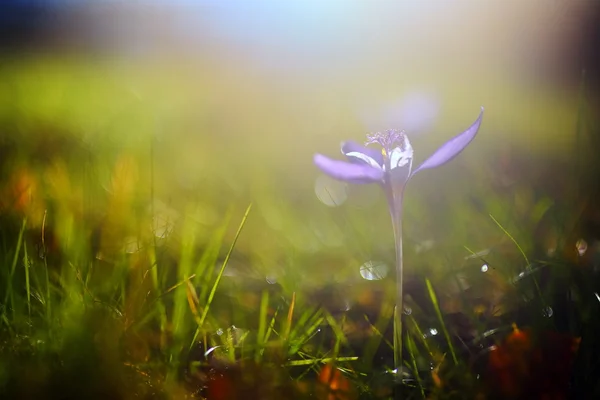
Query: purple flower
313 106 484 376
314 107 484 191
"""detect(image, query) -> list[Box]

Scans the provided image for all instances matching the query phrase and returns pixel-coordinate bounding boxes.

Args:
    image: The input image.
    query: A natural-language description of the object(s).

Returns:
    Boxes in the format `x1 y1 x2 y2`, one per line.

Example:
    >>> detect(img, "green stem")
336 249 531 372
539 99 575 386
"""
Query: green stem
386 187 404 382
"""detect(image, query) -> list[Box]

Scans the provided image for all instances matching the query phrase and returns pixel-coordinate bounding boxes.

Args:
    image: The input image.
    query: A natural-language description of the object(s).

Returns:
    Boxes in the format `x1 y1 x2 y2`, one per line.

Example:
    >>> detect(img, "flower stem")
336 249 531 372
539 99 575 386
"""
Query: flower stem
392 205 404 378
386 187 404 383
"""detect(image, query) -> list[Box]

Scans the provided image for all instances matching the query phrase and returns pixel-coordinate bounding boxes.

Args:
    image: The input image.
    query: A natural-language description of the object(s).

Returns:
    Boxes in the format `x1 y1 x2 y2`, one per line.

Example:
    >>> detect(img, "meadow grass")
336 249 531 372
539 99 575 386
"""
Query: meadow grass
0 60 599 399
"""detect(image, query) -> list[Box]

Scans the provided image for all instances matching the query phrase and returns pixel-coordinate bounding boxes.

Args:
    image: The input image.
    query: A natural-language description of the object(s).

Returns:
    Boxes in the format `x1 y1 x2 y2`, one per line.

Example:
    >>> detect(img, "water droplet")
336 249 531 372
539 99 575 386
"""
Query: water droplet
216 328 224 336
204 346 221 357
359 261 388 280
423 327 439 339
415 239 435 254
576 239 588 256
123 237 141 254
343 299 352 311
481 264 488 272
315 175 348 207
404 306 412 315
542 306 553 318
151 202 178 238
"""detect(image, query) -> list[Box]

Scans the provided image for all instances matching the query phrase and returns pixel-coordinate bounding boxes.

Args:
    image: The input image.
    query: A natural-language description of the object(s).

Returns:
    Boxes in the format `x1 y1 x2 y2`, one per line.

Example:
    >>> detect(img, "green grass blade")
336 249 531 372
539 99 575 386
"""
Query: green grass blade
425 278 458 365
286 356 358 367
408 315 432 358
282 292 295 342
255 289 269 362
406 333 425 399
489 213 529 266
196 212 232 302
23 241 31 318
288 310 325 356
3 218 27 319
191 203 252 347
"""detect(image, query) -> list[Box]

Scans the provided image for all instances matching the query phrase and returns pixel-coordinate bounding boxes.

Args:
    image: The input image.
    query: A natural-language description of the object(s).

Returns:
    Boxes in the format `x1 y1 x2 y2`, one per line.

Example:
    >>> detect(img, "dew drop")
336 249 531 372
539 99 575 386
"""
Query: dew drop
404 306 412 315
315 175 348 207
542 306 553 318
343 299 352 311
481 264 488 272
359 261 389 280
576 239 588 256
123 237 141 254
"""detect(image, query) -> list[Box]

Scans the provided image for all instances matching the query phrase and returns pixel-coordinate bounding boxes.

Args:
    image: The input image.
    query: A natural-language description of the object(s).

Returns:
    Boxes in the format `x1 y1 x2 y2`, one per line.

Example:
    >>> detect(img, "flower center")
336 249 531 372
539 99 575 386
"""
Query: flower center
365 129 407 156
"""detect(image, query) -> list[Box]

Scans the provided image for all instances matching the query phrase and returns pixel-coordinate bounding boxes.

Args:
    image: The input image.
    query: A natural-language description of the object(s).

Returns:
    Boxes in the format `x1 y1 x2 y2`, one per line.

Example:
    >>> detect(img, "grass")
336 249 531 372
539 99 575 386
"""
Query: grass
0 58 599 399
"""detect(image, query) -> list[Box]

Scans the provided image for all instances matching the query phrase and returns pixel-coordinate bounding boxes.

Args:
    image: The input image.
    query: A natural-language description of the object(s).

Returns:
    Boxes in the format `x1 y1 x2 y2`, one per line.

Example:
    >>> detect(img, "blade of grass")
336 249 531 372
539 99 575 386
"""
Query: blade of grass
282 291 295 342
147 243 167 348
286 356 359 367
408 315 433 358
196 213 232 300
324 311 349 347
41 211 51 322
425 278 458 365
363 314 394 350
406 333 425 399
255 289 270 362
263 307 279 345
489 213 547 309
171 204 205 353
4 218 27 320
489 213 529 266
288 311 325 356
186 280 201 325
190 203 252 348
362 293 394 369
23 241 31 318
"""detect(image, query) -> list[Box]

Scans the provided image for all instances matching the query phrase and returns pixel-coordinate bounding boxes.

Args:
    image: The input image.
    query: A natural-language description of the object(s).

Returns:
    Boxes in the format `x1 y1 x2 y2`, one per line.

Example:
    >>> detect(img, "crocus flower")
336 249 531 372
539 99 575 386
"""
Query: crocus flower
314 107 484 197
312 107 484 378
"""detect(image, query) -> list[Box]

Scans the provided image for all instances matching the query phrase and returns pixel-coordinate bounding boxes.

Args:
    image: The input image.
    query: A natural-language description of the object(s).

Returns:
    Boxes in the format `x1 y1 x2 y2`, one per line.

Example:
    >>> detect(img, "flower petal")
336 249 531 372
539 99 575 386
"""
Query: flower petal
341 140 384 167
314 154 384 184
411 107 484 176
389 135 414 169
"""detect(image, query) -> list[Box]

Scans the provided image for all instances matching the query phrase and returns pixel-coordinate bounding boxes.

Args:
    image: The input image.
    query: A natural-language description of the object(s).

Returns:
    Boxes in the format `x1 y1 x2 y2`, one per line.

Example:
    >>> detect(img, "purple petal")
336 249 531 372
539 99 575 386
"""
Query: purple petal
341 140 384 167
314 154 384 184
411 107 484 176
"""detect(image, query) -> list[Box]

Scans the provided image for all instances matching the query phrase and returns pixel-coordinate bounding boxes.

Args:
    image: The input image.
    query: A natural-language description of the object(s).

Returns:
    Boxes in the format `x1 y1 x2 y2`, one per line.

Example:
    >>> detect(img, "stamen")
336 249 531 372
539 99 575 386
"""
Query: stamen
365 129 407 152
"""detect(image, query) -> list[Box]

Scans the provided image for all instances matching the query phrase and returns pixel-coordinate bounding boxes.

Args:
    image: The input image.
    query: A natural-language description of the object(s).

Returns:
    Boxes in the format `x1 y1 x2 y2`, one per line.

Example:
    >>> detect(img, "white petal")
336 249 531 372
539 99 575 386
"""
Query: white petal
389 138 414 169
345 151 384 170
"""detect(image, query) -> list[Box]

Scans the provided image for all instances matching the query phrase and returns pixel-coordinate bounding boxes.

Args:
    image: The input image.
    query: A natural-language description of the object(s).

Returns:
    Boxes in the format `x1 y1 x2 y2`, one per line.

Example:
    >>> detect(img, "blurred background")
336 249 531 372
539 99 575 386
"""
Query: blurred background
1 1 600 397
3 0 599 258
1 0 600 302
